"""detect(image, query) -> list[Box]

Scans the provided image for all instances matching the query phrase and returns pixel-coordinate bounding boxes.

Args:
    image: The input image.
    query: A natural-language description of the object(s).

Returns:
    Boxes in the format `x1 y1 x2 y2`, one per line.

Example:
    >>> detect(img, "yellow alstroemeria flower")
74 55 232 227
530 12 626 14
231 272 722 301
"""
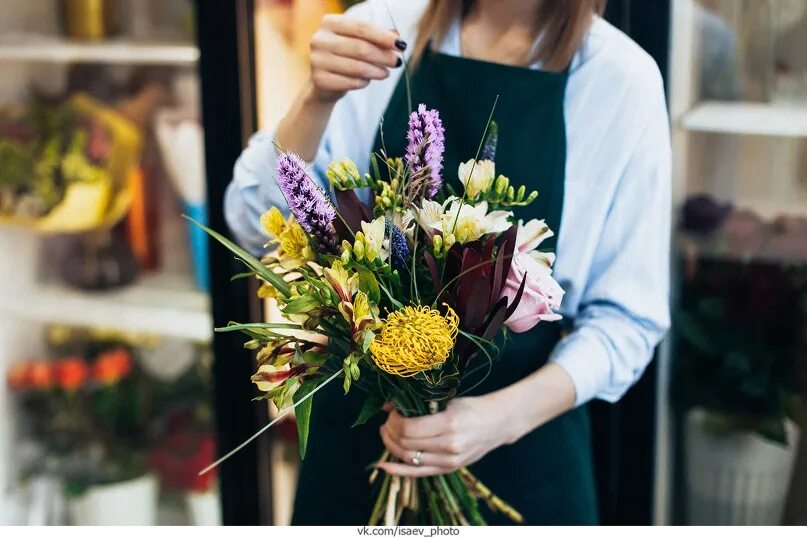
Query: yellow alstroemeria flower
260 207 314 269
260 207 286 239
324 260 358 303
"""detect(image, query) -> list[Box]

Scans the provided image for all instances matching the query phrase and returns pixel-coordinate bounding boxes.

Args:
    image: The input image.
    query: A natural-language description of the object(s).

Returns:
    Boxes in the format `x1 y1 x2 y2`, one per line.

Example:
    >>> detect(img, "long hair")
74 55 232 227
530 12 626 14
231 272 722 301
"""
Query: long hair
412 0 607 71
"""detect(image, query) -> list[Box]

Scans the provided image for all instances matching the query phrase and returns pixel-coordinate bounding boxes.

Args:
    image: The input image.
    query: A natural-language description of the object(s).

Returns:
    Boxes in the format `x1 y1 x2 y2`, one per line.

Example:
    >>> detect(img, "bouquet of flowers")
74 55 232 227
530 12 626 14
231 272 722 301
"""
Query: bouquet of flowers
197 104 563 525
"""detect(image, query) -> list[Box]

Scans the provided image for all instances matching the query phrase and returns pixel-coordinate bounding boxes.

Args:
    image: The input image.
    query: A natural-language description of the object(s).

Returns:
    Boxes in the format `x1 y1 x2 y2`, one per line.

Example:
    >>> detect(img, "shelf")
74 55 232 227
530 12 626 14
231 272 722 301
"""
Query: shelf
0 34 199 65
680 101 807 138
734 197 807 221
0 272 212 342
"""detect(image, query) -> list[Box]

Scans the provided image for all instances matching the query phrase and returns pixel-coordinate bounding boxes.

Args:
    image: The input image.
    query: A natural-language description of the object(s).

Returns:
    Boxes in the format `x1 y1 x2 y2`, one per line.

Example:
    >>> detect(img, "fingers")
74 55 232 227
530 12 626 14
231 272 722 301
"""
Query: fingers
380 426 460 469
385 408 454 439
310 71 370 95
323 14 400 51
376 461 446 478
312 32 401 68
310 50 390 81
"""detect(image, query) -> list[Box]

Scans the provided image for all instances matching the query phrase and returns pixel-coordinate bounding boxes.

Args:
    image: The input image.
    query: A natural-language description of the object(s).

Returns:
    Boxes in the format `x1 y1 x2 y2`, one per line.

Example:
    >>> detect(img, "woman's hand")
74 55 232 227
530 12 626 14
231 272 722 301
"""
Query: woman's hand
377 395 519 477
308 14 405 103
376 364 577 477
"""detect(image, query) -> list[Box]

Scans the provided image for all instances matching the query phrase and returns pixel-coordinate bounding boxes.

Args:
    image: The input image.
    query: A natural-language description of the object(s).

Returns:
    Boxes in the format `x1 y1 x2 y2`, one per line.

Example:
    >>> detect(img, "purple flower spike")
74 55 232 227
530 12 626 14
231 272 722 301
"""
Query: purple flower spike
405 104 445 200
276 151 338 252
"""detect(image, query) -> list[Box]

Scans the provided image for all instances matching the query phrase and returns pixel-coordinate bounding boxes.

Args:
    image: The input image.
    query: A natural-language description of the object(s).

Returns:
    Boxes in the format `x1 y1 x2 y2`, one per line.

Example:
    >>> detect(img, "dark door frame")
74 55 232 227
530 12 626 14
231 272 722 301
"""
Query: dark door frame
196 0 272 525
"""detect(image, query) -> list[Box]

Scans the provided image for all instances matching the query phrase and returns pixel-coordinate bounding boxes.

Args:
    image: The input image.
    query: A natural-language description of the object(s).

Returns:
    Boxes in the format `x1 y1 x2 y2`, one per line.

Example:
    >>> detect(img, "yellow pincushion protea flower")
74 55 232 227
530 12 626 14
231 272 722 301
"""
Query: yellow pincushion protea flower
370 305 460 377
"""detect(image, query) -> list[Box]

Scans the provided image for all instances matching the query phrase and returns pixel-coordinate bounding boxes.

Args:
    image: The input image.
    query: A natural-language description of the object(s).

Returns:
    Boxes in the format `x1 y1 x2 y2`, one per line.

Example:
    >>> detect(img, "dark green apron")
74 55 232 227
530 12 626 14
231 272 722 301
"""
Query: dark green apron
292 48 598 525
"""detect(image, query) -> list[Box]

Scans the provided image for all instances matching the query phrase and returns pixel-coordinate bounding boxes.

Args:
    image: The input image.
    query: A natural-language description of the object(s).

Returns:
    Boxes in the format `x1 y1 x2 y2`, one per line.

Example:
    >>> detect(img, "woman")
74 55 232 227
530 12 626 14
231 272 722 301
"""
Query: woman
225 0 670 525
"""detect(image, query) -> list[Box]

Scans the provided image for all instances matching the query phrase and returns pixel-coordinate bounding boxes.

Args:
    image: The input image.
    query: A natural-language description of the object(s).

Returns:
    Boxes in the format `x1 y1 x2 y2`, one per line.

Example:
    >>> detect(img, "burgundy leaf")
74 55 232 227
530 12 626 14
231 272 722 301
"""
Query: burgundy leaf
499 224 519 281
504 274 528 320
423 251 442 292
481 298 509 340
335 189 372 236
490 243 507 304
463 278 492 332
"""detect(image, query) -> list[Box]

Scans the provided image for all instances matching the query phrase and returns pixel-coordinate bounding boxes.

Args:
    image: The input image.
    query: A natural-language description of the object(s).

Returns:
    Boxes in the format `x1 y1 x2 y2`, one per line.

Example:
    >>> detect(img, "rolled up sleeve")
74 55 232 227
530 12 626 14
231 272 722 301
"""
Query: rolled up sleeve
550 90 672 406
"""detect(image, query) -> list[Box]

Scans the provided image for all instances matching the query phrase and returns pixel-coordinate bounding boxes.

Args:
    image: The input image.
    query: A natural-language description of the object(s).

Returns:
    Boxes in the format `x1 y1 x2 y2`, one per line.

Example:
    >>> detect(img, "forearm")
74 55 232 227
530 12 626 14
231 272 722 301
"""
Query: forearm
490 362 577 444
276 82 337 162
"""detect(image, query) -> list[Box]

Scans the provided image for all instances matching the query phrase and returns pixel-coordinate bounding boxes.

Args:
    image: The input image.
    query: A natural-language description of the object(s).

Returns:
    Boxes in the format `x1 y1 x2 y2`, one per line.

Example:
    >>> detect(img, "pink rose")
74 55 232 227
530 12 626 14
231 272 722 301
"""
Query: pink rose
501 220 564 333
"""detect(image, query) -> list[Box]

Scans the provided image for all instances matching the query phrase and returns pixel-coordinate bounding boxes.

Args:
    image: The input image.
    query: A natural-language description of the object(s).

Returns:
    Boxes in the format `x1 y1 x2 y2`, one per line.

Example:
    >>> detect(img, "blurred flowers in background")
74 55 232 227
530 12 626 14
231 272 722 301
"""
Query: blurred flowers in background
5 328 216 502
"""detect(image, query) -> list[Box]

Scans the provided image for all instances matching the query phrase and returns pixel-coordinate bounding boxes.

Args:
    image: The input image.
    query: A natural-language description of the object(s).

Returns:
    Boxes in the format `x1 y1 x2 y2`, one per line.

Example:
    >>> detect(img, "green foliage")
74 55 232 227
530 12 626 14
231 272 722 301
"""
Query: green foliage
674 260 806 444
293 380 318 459
352 391 385 427
186 216 292 297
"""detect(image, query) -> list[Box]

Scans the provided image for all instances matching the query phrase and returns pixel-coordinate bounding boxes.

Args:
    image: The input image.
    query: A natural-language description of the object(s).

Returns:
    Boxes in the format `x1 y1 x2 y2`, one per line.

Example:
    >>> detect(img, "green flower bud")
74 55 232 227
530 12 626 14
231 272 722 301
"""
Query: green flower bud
341 249 351 264
507 185 515 200
495 175 508 195
432 234 443 254
516 185 526 201
353 240 365 260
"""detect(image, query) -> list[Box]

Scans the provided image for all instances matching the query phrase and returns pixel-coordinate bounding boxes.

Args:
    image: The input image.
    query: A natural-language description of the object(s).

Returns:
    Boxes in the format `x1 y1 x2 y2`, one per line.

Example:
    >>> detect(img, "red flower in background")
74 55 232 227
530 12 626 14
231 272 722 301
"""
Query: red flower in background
7 362 32 390
92 348 132 385
28 362 55 390
56 357 88 391
150 432 217 493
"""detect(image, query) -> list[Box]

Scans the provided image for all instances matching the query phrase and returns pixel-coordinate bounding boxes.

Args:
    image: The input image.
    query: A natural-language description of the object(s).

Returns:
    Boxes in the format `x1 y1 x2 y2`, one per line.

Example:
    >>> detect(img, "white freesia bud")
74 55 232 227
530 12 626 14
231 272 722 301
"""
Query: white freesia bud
459 159 496 198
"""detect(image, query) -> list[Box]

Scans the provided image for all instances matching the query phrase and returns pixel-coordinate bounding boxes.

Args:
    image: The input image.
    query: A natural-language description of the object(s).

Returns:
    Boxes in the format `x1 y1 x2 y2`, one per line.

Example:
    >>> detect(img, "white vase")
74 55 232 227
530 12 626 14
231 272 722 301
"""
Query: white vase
185 489 221 526
69 474 158 525
685 408 800 525
0 227 40 293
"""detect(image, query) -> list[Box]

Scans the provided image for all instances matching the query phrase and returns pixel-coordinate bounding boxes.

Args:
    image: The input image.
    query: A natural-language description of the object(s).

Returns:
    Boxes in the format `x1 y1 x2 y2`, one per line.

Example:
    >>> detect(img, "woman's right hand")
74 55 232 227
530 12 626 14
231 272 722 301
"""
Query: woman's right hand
308 14 406 103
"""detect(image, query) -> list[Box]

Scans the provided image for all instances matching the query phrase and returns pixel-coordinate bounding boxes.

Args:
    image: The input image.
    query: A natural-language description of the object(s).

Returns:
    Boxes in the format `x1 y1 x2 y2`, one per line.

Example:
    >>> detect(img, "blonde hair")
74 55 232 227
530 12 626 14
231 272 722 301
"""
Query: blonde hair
412 0 607 71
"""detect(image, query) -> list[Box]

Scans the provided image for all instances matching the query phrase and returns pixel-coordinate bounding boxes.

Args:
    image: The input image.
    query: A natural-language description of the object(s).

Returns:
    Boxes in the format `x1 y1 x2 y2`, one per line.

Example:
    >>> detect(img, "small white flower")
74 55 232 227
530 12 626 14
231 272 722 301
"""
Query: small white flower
459 159 496 198
438 199 512 244
414 199 444 235
360 216 388 262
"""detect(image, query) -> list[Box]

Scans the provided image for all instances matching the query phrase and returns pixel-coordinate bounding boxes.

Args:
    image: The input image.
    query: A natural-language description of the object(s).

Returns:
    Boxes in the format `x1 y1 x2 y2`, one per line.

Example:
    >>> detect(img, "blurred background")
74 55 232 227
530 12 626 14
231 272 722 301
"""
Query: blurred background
0 0 805 526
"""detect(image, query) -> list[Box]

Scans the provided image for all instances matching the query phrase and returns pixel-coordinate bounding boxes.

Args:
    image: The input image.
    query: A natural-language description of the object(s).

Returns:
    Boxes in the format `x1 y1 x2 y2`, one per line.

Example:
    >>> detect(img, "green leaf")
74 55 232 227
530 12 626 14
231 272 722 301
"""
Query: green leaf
293 381 318 459
282 295 321 315
184 215 291 297
215 322 306 333
230 271 256 281
355 265 381 304
352 392 385 427
302 350 328 366
361 330 375 353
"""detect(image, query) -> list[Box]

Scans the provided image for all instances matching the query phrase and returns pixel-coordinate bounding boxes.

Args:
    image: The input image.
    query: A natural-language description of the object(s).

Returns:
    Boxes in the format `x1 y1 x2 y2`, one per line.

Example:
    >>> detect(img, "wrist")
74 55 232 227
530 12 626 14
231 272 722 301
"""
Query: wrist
302 79 343 107
483 389 529 446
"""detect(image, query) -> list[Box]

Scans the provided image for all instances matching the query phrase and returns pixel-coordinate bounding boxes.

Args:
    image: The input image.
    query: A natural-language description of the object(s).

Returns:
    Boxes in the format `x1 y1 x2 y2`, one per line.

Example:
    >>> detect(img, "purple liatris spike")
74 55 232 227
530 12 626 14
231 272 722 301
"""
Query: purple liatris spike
276 151 338 252
385 219 410 273
480 120 498 162
405 104 445 199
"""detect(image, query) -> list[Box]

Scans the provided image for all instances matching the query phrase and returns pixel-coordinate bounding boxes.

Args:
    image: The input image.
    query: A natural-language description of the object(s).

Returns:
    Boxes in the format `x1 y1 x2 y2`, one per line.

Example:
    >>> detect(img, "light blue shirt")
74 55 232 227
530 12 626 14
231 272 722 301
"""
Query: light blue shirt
224 0 671 406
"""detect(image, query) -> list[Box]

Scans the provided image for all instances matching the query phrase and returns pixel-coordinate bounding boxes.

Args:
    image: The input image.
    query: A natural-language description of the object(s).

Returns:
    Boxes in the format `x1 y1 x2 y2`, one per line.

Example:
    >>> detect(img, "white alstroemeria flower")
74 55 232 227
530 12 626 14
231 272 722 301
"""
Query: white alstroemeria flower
516 219 556 268
360 216 388 262
413 199 446 239
459 159 496 198
396 209 418 240
438 199 512 244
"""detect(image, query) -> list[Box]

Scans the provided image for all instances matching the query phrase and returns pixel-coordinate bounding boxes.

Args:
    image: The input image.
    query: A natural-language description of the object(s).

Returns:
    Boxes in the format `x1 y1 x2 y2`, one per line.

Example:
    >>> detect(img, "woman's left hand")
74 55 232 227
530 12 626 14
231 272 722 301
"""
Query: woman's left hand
377 394 519 477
